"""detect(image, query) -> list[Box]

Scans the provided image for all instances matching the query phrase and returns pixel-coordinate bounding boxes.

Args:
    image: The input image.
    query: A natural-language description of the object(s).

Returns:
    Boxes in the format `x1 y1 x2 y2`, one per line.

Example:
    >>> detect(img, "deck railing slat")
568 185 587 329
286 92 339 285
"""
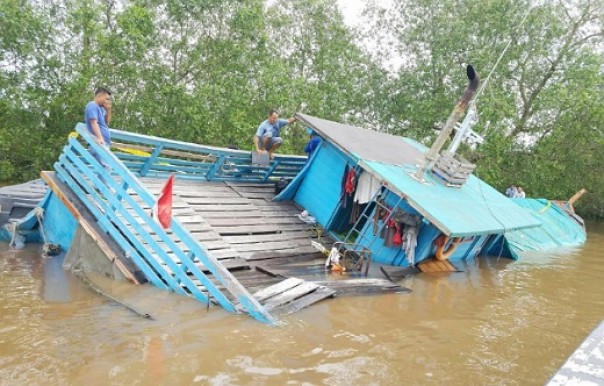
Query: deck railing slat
55 123 279 323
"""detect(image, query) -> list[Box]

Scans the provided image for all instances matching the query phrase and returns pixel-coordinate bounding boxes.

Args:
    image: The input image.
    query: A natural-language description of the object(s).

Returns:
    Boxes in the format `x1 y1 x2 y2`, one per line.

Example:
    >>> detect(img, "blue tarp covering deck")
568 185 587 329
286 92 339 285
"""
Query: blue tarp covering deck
504 198 586 253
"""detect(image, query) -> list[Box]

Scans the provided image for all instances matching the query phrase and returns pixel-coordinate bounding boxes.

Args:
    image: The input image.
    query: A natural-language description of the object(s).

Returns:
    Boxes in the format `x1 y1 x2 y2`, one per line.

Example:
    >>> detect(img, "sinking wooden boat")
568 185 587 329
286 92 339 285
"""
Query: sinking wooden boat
0 179 48 246
1 67 586 323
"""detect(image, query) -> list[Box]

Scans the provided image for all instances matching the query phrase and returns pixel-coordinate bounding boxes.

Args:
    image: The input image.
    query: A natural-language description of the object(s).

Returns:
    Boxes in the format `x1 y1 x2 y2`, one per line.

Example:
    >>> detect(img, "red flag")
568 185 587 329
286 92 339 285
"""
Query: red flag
153 174 174 229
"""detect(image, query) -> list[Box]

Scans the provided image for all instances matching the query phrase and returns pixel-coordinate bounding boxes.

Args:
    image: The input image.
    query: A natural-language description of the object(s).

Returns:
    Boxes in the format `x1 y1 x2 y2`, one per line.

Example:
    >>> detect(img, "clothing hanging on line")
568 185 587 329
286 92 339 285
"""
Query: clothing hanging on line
339 164 349 208
339 164 357 208
353 171 381 205
345 168 356 196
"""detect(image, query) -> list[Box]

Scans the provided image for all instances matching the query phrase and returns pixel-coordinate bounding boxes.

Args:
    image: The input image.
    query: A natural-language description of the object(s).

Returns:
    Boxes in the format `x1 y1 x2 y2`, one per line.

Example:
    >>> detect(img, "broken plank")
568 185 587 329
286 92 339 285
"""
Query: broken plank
227 239 315 253
241 246 322 260
255 264 328 279
263 282 320 310
204 217 273 226
190 204 258 212
195 258 249 273
213 225 281 235
271 286 336 315
313 278 402 288
180 197 252 205
207 248 242 259
235 193 275 200
197 211 265 219
312 279 412 296
252 277 304 302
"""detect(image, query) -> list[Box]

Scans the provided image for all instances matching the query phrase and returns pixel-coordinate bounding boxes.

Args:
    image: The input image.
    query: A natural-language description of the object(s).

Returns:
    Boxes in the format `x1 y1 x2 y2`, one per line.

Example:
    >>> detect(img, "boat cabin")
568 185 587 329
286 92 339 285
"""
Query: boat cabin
282 113 542 266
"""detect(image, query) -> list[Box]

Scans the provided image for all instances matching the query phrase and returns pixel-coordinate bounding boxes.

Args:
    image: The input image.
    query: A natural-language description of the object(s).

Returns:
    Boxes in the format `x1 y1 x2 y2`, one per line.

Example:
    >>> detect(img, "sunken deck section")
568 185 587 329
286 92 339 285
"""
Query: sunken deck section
136 178 406 308
48 123 409 322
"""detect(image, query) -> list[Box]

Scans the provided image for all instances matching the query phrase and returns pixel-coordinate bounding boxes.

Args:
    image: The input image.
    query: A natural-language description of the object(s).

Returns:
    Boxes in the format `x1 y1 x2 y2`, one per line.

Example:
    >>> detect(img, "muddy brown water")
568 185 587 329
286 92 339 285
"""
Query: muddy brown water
1 223 603 385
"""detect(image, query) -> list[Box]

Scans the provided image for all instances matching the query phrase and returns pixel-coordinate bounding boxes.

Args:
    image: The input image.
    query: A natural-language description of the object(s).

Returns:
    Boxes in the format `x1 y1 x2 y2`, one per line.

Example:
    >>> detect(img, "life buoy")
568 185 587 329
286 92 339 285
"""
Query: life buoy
434 235 462 261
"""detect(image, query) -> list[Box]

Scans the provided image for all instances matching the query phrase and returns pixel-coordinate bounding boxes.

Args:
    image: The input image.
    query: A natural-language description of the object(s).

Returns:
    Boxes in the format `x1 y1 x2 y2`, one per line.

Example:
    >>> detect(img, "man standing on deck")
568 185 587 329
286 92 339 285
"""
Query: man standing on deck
254 109 296 159
85 87 113 184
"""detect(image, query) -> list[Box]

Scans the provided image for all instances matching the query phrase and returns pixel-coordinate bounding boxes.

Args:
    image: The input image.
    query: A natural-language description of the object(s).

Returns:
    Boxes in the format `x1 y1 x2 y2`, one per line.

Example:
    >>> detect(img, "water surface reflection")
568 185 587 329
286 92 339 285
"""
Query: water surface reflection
1 223 603 385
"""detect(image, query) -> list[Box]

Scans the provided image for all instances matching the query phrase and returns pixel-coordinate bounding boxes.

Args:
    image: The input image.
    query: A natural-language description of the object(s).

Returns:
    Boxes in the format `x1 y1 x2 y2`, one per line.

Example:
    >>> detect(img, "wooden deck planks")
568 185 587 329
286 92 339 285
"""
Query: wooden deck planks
240 246 323 261
417 258 458 273
132 178 411 316
252 277 304 302
222 231 320 244
263 282 321 310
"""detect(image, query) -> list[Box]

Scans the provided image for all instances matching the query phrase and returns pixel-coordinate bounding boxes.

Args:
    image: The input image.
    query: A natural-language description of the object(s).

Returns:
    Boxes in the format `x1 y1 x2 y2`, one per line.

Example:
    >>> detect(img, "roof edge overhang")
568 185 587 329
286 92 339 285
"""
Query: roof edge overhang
295 113 361 163
358 161 542 237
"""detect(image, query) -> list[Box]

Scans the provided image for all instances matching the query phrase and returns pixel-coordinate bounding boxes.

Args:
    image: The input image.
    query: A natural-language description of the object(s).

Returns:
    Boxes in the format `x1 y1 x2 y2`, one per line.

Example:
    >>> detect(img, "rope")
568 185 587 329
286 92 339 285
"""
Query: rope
33 207 48 244
75 271 154 320
472 6 536 107
537 200 552 214
33 207 61 258
8 223 19 249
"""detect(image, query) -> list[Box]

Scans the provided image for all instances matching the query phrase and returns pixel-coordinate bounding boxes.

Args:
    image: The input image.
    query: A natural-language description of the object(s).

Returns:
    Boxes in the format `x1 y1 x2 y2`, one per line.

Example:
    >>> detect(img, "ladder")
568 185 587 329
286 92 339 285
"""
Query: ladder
339 187 406 268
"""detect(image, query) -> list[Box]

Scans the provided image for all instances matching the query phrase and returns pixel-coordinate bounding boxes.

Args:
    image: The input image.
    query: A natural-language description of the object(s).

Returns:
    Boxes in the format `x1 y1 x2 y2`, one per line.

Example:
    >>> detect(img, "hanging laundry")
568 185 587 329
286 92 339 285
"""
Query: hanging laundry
345 168 356 196
404 224 419 265
339 164 349 208
354 171 381 204
393 223 403 246
349 201 361 224
373 205 380 235
379 207 397 247
389 210 420 265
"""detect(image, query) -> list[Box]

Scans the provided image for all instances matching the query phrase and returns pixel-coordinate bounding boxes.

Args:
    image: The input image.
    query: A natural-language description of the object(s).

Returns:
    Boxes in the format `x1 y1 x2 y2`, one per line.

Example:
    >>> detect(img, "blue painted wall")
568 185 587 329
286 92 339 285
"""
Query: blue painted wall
292 145 497 267
294 142 356 227
42 192 77 254
352 189 491 266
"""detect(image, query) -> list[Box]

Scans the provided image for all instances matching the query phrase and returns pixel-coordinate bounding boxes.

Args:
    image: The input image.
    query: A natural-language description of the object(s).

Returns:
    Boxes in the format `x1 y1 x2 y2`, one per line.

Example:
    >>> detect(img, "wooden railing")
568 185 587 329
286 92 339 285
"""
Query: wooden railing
109 128 306 182
53 123 278 324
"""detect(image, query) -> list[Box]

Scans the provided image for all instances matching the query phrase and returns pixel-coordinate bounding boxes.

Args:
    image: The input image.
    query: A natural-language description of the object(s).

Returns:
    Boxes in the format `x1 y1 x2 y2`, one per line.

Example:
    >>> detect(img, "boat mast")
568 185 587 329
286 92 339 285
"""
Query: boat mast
414 65 480 181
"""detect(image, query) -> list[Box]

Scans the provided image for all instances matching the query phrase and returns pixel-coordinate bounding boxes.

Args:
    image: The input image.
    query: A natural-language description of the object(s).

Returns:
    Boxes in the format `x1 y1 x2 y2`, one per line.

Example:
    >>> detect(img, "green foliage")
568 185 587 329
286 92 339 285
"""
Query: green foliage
0 0 602 219
364 0 604 219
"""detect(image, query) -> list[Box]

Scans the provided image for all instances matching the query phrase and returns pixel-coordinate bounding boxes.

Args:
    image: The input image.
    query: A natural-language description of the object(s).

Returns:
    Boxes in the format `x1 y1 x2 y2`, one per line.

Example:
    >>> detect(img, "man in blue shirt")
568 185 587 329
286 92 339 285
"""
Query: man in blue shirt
85 87 112 184
505 184 518 198
254 109 296 159
304 127 321 160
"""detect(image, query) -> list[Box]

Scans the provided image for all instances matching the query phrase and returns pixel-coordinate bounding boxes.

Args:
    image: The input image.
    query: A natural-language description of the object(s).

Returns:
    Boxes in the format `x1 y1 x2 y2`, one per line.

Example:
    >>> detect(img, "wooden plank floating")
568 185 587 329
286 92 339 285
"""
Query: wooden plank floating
263 282 321 310
272 287 337 315
252 277 304 302
251 277 337 314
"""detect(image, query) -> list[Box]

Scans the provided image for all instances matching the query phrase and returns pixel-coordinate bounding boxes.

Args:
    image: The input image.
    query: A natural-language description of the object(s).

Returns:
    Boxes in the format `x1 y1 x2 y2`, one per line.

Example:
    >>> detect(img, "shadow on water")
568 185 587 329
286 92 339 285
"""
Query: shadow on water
1 222 603 385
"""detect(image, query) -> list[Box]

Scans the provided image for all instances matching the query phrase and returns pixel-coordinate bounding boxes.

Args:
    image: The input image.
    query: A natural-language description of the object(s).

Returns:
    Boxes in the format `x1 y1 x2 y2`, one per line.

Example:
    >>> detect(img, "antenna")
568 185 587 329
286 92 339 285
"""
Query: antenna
473 6 535 105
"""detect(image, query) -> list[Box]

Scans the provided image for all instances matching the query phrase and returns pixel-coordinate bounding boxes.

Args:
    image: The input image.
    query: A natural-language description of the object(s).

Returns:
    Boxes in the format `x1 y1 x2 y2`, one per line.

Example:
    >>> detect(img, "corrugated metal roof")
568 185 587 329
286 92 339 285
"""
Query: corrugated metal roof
297 113 541 236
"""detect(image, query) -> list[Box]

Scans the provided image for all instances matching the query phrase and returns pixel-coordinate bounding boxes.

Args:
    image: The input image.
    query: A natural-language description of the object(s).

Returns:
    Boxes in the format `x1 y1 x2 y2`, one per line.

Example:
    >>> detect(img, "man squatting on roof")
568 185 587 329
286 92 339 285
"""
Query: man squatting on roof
254 109 297 159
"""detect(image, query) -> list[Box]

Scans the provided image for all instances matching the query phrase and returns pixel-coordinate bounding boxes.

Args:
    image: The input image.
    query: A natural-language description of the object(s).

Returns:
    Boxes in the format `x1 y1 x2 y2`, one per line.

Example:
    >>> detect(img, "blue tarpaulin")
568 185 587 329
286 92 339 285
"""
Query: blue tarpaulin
504 198 586 254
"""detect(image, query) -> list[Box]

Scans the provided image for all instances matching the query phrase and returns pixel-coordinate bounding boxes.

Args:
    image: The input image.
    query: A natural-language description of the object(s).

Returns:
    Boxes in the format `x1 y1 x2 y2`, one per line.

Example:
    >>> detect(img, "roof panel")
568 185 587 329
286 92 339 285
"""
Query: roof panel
362 161 541 236
297 113 425 166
